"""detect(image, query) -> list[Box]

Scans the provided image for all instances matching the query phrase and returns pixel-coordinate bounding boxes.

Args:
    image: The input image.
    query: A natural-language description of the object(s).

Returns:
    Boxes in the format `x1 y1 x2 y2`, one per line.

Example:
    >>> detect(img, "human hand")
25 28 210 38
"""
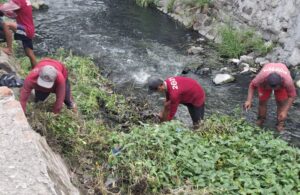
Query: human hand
158 111 163 120
244 100 252 111
278 111 287 122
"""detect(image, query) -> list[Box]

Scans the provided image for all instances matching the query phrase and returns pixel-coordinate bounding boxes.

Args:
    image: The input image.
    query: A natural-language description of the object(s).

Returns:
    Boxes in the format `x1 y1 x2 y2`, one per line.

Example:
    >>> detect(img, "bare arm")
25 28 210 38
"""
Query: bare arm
244 83 256 110
159 100 170 122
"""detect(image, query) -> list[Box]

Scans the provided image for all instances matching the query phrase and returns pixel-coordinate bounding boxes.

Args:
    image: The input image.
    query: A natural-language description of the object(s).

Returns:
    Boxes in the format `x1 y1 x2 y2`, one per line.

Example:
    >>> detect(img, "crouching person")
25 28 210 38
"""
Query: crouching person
20 58 77 114
244 63 296 131
148 76 205 129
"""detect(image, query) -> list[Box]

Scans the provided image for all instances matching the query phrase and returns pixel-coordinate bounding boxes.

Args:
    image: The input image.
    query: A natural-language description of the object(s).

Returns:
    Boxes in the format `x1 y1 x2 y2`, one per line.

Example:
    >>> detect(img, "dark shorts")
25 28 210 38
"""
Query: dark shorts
14 24 33 50
0 20 6 42
34 79 73 108
184 103 205 125
0 22 33 49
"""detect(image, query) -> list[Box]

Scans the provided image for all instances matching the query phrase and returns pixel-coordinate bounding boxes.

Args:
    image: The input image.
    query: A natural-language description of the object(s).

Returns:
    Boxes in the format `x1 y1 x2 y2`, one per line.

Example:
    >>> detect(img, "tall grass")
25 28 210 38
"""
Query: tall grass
135 0 156 7
218 25 273 58
181 0 212 8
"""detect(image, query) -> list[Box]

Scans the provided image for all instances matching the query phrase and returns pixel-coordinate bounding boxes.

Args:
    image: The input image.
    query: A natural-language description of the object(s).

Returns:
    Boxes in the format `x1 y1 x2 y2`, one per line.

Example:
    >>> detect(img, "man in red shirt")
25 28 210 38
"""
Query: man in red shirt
20 58 77 114
244 63 296 131
0 0 37 67
148 76 206 128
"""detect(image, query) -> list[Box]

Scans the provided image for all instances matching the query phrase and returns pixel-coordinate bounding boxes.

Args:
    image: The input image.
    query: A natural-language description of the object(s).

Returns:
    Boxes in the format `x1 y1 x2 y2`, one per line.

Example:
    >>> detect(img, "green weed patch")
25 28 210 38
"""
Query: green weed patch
217 25 273 58
18 50 299 194
108 117 300 194
135 0 157 7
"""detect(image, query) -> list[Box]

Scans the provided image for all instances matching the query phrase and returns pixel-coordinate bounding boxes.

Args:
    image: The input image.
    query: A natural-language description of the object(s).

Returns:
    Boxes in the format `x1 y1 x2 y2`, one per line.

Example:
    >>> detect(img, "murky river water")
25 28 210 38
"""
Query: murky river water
33 0 300 146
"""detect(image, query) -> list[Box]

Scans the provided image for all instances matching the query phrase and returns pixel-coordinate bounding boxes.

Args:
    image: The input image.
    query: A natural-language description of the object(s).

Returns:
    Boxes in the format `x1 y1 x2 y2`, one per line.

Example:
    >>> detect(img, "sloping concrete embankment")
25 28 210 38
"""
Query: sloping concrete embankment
0 51 80 194
157 0 300 66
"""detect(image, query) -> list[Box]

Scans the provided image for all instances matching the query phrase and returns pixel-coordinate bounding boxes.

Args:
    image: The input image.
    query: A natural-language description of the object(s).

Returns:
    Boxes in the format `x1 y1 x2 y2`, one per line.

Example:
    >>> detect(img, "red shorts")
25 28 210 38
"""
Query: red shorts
258 86 288 102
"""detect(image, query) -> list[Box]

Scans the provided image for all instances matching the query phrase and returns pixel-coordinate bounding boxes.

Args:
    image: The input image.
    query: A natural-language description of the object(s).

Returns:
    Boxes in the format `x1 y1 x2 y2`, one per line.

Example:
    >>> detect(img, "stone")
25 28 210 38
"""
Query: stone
255 57 268 65
288 48 300 66
187 46 204 55
249 67 258 73
196 37 206 43
228 59 241 66
196 67 211 75
219 67 230 73
240 66 250 74
213 74 235 85
296 80 300 88
31 0 49 10
0 52 18 74
0 86 13 99
240 55 254 65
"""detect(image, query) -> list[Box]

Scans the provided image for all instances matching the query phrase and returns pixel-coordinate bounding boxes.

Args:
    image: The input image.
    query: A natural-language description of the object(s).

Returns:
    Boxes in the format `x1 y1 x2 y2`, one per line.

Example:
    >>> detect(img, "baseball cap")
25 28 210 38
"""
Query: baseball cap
147 76 163 92
37 65 57 88
267 73 282 88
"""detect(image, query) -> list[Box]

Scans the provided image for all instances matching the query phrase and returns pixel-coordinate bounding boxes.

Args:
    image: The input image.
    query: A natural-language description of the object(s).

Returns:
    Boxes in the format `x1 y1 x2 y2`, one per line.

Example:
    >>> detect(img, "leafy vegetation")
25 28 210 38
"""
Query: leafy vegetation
167 0 176 13
182 0 212 8
17 50 299 194
135 0 157 7
217 25 273 58
108 116 300 194
18 49 153 193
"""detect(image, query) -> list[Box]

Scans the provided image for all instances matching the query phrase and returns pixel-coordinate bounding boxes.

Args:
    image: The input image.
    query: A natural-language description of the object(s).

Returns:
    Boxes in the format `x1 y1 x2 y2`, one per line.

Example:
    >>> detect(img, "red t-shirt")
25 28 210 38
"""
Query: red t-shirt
165 76 205 120
13 0 35 39
250 63 296 97
20 58 68 113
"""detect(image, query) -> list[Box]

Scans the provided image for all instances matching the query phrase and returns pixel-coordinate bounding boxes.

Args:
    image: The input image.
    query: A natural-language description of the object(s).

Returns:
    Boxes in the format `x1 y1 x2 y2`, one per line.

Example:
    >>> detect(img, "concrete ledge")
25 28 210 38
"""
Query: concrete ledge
0 86 80 195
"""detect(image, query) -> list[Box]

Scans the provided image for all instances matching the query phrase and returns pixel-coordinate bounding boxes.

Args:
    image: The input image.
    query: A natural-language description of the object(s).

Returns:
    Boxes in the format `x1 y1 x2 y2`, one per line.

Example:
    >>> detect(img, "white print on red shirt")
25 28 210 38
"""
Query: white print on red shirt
262 67 288 75
169 77 178 90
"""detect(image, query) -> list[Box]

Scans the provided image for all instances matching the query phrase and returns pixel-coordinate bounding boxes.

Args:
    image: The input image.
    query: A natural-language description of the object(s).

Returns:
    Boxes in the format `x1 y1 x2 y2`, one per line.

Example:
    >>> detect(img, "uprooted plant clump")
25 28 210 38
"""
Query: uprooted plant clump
18 49 300 194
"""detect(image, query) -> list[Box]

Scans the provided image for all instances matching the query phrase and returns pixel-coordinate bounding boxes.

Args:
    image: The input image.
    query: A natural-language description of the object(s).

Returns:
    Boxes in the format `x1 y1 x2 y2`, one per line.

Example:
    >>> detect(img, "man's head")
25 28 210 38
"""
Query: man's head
267 73 282 89
37 65 57 88
147 76 164 93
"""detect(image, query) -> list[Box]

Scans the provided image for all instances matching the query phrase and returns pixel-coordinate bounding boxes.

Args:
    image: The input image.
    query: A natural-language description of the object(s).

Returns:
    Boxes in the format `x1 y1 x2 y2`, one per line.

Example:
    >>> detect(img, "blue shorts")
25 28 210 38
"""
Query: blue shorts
14 24 33 50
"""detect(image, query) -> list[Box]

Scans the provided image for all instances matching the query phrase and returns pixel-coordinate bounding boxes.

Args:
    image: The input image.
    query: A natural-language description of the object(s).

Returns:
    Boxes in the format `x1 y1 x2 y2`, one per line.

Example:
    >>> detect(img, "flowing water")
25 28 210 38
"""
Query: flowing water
33 0 300 145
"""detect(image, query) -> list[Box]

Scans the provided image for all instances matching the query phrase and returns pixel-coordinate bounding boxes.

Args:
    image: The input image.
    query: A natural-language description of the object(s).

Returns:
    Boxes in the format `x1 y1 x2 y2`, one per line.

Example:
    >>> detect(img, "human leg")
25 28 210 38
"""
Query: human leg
275 88 288 131
186 103 205 129
64 78 77 112
257 100 267 127
24 47 37 68
1 22 17 55
14 24 37 67
257 86 271 127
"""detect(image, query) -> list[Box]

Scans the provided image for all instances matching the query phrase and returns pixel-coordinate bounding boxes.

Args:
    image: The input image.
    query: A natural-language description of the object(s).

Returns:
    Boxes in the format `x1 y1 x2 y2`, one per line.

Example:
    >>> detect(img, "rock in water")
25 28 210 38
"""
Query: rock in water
213 74 235 85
